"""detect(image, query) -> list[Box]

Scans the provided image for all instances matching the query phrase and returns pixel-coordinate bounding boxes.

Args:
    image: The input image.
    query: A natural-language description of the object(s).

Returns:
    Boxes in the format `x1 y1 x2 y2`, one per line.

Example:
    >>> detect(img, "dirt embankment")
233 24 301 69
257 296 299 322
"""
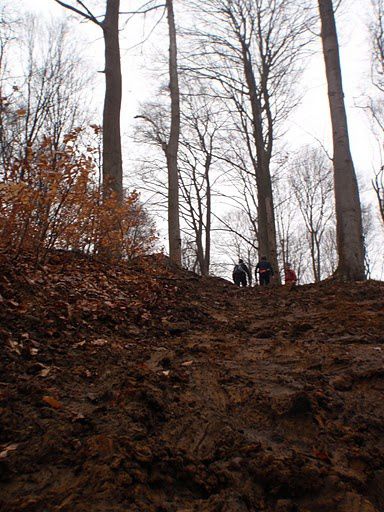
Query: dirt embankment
1 251 384 512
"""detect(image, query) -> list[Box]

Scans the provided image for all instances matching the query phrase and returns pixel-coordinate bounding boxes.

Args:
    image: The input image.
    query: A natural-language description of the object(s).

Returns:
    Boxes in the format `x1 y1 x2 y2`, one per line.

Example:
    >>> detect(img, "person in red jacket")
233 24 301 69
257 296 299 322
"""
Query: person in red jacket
284 262 297 285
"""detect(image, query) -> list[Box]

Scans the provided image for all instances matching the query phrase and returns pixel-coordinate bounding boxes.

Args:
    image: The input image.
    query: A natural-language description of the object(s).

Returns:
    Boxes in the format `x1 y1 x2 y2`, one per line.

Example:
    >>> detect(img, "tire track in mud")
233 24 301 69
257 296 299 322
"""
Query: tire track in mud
164 362 230 459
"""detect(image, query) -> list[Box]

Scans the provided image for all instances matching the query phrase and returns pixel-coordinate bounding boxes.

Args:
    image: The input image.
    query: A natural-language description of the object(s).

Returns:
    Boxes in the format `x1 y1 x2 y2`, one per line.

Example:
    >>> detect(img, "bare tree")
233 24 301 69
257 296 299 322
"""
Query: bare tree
183 0 315 283
368 1 384 226
0 8 18 172
0 14 93 175
289 147 334 282
178 93 218 275
370 0 384 94
135 85 222 275
214 209 257 283
165 0 181 265
274 184 310 284
53 0 123 199
318 0 365 280
373 167 384 225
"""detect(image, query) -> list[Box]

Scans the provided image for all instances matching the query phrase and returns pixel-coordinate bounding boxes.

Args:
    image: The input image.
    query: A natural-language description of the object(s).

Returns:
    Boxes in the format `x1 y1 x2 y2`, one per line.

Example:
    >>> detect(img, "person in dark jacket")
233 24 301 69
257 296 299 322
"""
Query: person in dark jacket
255 256 274 286
232 259 250 287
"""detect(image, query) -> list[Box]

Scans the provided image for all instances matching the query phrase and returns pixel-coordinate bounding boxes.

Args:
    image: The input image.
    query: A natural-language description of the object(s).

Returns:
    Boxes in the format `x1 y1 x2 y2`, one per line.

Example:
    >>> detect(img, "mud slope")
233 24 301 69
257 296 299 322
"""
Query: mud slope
1 251 384 512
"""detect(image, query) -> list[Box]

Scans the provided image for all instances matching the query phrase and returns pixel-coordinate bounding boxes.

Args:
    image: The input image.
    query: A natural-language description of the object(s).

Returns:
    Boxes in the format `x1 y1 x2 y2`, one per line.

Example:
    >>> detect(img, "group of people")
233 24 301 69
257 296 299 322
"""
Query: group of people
232 257 297 287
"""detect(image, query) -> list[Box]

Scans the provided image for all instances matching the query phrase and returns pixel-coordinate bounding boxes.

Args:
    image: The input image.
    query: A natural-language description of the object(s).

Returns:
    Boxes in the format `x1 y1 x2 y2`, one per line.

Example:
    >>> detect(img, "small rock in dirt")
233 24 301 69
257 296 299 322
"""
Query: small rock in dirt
231 457 243 468
275 499 294 512
257 329 275 339
168 322 190 335
337 492 377 512
134 445 153 463
330 375 353 391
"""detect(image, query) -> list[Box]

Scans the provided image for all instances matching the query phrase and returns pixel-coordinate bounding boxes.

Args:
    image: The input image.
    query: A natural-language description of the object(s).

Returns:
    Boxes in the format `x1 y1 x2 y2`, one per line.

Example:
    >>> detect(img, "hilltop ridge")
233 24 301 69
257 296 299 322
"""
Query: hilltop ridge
1 251 384 512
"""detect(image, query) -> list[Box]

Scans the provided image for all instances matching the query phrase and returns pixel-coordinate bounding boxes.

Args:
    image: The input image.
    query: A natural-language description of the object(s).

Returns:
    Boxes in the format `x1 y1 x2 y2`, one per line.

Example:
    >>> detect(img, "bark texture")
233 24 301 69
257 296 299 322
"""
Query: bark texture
102 0 123 200
318 0 365 281
53 0 123 201
166 0 182 265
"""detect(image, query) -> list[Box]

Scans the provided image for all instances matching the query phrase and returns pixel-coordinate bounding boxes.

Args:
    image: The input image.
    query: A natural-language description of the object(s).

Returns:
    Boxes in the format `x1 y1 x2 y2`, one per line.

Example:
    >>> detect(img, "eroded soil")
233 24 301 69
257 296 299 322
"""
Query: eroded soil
1 252 384 512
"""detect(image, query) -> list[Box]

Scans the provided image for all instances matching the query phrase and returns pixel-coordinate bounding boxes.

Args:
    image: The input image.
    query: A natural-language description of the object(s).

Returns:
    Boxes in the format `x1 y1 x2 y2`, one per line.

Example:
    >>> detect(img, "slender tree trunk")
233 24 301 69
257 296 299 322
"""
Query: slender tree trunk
316 237 321 282
196 226 205 275
204 163 211 276
310 231 318 282
241 45 280 283
373 170 384 226
318 0 365 280
102 0 123 201
166 0 181 265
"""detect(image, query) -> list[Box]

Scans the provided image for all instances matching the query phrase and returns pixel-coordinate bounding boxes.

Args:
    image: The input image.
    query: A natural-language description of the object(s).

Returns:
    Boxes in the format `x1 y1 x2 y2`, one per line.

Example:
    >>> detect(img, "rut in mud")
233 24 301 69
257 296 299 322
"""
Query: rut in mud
1 251 384 512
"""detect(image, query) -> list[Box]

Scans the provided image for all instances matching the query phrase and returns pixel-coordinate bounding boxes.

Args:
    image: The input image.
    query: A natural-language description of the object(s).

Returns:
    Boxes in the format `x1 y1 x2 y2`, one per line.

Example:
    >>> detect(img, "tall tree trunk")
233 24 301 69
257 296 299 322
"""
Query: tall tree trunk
318 0 365 280
53 0 123 200
241 45 280 283
204 162 211 276
102 0 123 200
166 0 181 265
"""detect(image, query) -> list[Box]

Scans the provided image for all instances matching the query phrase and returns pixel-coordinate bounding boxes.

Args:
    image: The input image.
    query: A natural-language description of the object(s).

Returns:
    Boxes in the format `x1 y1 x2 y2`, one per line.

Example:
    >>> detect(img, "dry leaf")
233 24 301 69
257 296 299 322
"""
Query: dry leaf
314 413 325 428
71 412 86 422
92 338 108 346
39 368 51 377
42 396 62 409
162 370 170 376
181 360 193 367
8 340 21 355
312 449 331 463
0 443 19 459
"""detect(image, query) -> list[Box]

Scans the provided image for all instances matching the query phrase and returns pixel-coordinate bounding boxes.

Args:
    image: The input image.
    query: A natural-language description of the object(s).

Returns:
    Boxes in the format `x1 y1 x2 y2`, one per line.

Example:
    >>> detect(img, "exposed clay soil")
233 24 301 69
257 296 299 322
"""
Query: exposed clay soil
1 251 384 512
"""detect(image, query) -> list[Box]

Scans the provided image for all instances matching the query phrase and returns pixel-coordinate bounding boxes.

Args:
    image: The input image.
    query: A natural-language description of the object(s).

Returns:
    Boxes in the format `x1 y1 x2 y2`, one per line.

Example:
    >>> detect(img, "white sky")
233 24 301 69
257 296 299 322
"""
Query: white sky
20 0 381 173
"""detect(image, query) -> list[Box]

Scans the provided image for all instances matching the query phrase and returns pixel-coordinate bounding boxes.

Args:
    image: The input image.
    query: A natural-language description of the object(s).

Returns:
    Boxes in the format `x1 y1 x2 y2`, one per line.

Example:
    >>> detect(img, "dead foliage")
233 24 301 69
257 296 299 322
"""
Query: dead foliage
0 128 156 263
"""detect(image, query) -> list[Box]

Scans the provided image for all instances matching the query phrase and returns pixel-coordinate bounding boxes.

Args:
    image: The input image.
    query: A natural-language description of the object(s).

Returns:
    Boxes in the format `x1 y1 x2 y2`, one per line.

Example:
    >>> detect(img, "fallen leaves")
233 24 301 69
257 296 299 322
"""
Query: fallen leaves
42 396 63 409
312 449 331 463
91 338 109 347
0 443 19 459
1 251 384 512
39 367 51 377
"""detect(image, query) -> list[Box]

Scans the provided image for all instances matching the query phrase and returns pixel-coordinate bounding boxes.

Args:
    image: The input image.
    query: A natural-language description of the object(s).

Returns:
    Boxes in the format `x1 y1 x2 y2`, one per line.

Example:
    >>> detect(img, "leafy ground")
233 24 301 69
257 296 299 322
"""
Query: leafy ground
1 251 384 512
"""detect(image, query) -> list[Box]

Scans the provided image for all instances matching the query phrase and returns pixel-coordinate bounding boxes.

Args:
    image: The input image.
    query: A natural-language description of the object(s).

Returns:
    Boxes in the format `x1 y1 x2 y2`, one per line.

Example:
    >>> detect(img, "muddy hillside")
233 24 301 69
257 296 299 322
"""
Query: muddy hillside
1 251 384 512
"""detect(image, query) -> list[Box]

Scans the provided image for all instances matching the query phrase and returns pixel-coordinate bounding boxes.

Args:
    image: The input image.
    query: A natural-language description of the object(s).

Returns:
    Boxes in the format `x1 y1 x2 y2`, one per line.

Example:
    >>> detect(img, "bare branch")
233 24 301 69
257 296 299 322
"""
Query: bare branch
119 3 166 15
53 0 102 26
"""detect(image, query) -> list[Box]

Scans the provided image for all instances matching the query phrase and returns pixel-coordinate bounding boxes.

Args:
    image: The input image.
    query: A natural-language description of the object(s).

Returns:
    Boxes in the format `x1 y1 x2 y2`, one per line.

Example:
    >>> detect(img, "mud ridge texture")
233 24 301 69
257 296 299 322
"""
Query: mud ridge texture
1 251 384 512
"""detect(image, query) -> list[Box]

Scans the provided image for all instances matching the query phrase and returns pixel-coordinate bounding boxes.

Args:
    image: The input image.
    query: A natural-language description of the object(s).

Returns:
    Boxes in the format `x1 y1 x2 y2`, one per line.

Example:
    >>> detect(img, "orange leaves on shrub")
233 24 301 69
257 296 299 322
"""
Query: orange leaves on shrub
0 129 156 261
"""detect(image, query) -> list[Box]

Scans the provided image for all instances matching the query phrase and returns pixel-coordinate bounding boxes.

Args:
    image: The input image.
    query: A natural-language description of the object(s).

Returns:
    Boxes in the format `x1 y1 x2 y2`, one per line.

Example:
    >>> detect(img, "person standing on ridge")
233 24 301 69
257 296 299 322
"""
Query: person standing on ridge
255 256 274 286
232 259 250 287
284 262 297 286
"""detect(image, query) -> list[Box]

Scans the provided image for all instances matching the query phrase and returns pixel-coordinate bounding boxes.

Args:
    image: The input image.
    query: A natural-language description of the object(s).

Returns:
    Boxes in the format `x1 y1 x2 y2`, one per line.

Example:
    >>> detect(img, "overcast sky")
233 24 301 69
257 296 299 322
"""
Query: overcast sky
20 0 380 180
